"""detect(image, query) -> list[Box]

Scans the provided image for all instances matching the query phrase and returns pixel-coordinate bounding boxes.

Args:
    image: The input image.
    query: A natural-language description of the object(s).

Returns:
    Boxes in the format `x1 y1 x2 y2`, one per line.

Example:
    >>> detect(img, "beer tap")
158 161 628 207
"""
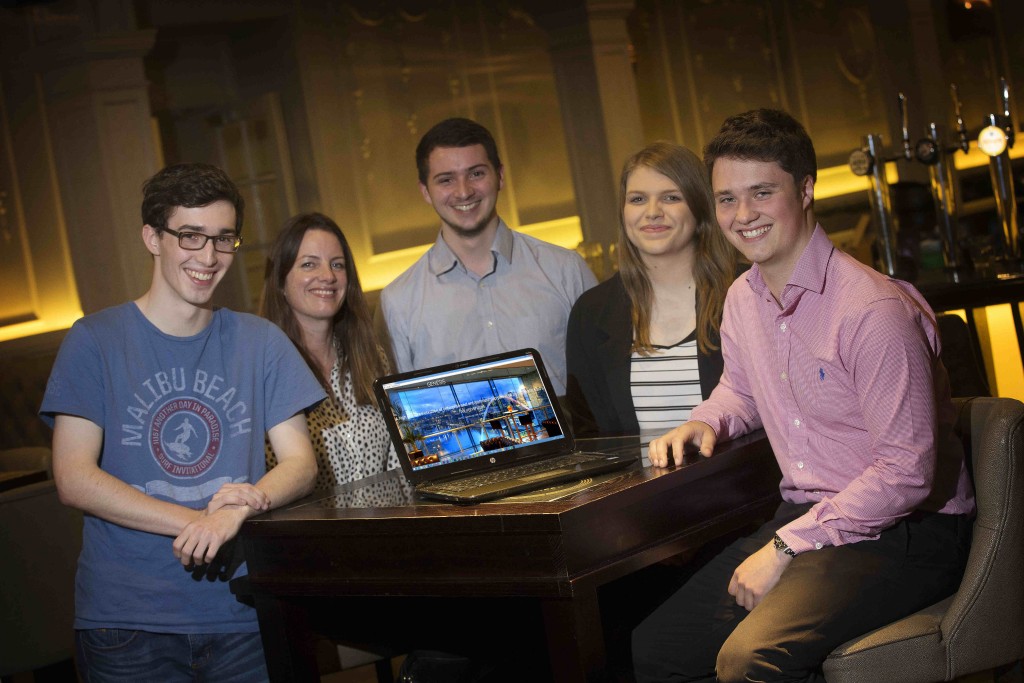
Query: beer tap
953 83 971 154
977 76 1020 269
899 91 913 162
849 92 912 277
913 83 971 276
1002 77 1016 149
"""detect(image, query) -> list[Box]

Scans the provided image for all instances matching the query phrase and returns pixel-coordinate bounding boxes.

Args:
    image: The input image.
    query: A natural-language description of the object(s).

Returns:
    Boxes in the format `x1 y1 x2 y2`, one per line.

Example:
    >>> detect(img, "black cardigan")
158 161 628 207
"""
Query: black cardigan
564 273 725 437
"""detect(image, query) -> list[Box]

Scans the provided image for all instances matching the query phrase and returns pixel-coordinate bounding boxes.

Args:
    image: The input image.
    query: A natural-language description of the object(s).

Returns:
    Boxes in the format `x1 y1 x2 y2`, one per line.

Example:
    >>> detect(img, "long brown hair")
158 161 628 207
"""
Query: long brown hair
617 142 735 355
260 212 386 405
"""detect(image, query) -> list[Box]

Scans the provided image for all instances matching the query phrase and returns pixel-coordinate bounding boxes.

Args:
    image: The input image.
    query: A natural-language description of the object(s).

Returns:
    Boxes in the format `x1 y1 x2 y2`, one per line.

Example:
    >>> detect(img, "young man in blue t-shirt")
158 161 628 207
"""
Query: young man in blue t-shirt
41 163 326 681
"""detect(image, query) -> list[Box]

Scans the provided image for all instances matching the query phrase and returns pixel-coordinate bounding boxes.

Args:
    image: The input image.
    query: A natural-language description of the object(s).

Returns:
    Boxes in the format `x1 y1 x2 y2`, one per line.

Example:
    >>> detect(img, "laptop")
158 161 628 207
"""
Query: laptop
373 348 637 503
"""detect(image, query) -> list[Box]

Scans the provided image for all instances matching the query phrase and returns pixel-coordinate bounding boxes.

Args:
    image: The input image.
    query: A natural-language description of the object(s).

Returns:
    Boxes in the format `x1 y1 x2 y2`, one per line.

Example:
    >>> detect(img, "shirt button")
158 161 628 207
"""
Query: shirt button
487 321 494 328
797 461 804 469
780 322 787 332
780 372 788 381
815 542 823 550
793 418 801 427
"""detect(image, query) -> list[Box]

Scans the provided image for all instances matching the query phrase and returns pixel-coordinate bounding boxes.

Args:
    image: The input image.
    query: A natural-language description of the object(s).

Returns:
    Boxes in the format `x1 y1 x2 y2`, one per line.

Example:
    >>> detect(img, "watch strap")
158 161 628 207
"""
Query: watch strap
773 533 796 557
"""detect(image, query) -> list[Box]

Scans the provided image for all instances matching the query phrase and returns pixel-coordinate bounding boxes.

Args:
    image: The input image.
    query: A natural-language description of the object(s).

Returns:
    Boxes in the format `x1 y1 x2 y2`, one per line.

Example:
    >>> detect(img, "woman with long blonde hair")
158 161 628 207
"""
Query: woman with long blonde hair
565 142 737 435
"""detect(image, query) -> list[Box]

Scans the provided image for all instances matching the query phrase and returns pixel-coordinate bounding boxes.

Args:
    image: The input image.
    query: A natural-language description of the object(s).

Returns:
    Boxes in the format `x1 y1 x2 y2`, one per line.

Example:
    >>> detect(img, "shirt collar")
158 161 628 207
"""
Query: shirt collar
788 224 832 295
427 218 513 276
746 224 833 302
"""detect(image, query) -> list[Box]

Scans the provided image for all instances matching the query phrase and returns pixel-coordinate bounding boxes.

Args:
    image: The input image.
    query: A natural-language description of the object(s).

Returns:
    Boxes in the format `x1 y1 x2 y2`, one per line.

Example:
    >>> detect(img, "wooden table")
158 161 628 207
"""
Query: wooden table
235 432 780 682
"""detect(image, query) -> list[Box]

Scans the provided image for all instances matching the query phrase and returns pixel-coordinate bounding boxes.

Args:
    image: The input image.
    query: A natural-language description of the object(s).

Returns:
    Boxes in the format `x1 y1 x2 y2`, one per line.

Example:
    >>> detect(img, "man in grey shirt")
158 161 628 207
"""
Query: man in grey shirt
379 117 596 395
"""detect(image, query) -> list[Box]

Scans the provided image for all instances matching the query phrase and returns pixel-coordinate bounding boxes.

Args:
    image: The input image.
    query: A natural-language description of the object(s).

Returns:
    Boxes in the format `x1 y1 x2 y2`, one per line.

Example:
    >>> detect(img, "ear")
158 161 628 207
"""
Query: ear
142 225 161 256
497 165 505 191
800 175 814 210
419 182 431 205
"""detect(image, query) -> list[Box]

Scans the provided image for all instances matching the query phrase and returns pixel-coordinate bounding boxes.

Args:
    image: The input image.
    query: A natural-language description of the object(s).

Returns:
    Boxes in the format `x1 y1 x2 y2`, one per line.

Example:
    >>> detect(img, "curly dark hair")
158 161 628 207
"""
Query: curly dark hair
141 163 244 234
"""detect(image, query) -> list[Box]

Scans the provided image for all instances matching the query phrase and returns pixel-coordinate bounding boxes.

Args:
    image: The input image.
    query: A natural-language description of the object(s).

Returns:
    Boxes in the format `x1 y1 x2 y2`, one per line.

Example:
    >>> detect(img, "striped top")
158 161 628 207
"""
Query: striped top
630 331 702 432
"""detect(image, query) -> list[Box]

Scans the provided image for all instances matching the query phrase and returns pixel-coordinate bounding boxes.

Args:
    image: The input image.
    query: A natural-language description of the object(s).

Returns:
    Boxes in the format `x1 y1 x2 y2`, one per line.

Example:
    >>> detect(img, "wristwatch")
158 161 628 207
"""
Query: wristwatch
773 533 796 557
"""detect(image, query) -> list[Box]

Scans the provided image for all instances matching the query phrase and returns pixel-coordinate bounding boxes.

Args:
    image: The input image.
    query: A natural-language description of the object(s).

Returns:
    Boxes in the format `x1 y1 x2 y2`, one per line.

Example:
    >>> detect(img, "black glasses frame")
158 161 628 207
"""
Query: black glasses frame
161 227 243 253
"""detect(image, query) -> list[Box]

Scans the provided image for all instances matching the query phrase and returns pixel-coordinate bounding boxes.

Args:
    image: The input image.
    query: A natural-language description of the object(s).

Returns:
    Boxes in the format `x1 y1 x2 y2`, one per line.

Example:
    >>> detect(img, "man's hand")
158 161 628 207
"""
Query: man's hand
728 541 793 611
206 482 269 515
647 420 718 467
172 506 250 567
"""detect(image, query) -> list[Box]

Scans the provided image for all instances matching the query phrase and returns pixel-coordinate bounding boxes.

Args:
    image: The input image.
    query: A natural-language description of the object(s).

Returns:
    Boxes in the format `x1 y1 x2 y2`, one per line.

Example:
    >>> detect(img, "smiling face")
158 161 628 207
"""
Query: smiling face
712 156 814 293
283 228 347 331
419 144 503 239
144 200 237 310
623 165 698 264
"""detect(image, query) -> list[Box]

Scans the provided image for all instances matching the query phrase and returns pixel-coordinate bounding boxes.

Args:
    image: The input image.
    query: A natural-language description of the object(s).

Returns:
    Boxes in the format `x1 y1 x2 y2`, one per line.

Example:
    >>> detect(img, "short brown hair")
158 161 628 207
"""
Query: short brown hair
415 118 502 184
703 109 817 188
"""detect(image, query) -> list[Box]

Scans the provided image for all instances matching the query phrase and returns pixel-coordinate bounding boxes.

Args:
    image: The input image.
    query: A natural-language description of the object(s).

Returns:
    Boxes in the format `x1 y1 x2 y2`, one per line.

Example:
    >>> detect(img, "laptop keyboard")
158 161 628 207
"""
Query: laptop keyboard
426 453 605 494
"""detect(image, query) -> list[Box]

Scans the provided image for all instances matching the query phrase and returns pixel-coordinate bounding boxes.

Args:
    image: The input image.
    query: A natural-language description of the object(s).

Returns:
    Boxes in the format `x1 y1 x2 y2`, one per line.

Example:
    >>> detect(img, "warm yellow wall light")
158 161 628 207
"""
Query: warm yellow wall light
0 312 82 344
953 139 1024 170
360 216 585 292
812 160 902 202
946 307 1024 401
969 304 1024 401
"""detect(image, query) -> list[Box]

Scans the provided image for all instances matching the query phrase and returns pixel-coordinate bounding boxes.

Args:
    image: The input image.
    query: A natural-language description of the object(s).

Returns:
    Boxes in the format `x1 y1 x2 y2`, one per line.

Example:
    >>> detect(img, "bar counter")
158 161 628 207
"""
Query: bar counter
913 269 1024 376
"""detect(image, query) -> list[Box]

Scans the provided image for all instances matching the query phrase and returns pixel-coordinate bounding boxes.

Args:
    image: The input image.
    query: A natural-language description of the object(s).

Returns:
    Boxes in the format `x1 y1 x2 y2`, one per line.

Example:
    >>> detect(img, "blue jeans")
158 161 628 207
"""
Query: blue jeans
75 629 268 683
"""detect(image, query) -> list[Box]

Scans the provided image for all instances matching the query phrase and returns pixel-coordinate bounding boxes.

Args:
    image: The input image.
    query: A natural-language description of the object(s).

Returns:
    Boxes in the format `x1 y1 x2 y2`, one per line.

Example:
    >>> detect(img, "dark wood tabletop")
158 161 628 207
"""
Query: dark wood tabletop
236 431 781 682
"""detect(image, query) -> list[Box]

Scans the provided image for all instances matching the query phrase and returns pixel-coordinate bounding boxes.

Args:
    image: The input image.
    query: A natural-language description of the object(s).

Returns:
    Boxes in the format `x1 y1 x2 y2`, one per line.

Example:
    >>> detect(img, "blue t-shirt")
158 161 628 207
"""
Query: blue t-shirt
40 303 325 633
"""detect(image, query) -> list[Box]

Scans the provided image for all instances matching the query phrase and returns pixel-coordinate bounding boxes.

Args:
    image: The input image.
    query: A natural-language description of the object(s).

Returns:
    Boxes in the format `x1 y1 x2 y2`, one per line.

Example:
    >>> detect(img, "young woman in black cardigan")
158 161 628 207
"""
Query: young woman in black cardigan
565 142 736 436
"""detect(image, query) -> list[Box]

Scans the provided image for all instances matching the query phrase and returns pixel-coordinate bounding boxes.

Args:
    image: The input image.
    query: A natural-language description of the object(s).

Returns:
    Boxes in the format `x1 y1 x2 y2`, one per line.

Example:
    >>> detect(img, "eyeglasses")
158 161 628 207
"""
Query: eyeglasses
162 227 243 253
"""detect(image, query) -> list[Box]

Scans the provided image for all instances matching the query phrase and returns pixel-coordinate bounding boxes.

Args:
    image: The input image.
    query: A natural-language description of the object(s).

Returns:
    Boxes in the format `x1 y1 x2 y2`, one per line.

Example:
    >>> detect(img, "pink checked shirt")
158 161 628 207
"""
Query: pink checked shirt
692 226 975 554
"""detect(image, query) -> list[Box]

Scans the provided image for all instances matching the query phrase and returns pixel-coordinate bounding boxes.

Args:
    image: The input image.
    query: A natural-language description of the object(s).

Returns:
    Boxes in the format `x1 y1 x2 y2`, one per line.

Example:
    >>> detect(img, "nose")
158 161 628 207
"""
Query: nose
317 264 337 282
454 175 473 198
735 197 759 224
645 199 664 219
195 239 219 265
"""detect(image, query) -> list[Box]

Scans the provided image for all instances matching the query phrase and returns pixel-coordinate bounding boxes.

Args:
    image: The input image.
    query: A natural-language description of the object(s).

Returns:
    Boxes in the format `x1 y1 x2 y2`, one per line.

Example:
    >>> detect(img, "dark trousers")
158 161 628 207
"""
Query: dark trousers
632 502 972 683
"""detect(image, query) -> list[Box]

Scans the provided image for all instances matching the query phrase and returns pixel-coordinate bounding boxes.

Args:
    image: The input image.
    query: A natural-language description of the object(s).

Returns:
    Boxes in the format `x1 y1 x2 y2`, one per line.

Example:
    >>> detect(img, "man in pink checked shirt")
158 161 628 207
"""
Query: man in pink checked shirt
632 109 976 683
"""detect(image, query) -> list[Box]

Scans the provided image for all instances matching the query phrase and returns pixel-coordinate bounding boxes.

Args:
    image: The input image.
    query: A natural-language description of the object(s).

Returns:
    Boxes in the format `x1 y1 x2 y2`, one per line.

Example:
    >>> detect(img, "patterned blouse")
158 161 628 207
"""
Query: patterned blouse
267 343 400 495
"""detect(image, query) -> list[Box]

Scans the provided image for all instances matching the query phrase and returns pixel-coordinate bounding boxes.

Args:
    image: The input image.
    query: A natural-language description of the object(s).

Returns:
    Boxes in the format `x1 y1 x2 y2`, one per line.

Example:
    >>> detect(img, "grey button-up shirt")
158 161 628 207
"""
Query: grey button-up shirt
380 219 597 395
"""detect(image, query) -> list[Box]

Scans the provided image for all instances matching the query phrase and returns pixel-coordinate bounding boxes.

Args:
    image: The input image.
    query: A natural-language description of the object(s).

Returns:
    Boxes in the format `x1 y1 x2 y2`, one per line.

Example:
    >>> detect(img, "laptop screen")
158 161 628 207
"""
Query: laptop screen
376 350 569 474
